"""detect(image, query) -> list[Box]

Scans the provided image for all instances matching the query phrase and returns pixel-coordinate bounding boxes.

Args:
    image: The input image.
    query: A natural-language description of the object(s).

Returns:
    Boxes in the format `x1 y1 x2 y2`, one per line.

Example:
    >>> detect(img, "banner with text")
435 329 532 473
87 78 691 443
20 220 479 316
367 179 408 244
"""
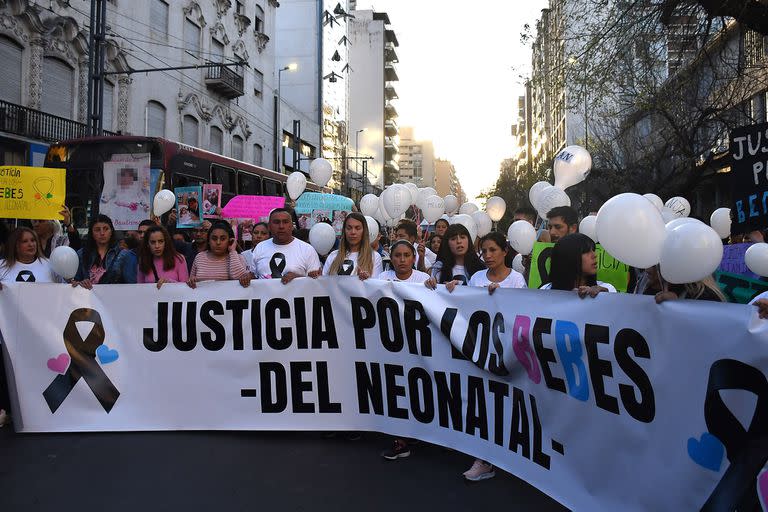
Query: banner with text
729 122 768 233
0 166 66 220
1 281 767 511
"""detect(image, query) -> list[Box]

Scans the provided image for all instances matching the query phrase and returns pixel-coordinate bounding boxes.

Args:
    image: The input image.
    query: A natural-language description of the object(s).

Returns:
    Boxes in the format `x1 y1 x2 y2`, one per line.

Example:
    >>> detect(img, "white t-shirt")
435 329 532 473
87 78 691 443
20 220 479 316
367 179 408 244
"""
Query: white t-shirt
378 269 431 283
0 259 56 283
251 238 321 279
469 269 526 289
540 281 617 293
430 261 471 285
322 250 383 277
749 291 768 304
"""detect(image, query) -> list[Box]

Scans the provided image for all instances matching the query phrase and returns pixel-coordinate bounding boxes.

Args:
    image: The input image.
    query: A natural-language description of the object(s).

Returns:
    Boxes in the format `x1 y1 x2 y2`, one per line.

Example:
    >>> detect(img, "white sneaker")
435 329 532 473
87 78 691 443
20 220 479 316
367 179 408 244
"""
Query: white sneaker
463 459 495 481
0 409 8 427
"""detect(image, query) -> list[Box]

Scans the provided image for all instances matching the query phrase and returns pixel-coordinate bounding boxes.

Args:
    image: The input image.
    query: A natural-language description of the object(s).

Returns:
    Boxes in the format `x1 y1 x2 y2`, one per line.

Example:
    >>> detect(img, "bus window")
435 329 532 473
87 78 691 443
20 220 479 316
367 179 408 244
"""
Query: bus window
238 171 262 195
173 173 207 188
211 164 237 204
66 169 104 229
263 178 284 197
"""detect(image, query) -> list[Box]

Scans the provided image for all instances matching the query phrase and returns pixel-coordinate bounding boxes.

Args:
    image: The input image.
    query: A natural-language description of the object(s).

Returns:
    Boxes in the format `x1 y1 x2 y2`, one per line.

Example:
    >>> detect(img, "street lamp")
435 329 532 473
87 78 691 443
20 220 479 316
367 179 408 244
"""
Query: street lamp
275 63 297 173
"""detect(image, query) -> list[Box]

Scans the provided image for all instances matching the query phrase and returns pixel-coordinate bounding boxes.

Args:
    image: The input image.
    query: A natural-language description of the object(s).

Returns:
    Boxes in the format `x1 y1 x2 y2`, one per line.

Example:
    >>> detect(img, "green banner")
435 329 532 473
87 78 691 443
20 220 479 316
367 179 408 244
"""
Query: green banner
714 270 768 304
527 242 631 292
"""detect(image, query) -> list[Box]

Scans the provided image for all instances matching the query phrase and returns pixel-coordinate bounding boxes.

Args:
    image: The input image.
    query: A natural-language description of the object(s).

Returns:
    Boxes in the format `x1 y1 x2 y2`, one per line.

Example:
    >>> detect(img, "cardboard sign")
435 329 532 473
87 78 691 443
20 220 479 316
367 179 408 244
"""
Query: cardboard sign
175 186 203 228
729 122 768 234
0 166 66 220
528 242 631 292
718 243 759 279
295 192 353 214
202 184 222 218
221 195 285 220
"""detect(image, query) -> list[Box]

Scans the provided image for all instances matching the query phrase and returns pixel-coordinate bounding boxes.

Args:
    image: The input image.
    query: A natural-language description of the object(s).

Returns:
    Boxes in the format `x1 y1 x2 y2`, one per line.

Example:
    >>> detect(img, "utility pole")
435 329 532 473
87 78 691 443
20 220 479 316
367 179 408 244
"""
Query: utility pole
87 0 107 136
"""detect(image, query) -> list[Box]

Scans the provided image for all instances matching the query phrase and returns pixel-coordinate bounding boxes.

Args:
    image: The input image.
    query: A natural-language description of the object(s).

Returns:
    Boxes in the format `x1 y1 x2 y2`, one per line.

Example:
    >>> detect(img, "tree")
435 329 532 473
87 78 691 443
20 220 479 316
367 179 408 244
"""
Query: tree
480 158 549 231
663 0 768 35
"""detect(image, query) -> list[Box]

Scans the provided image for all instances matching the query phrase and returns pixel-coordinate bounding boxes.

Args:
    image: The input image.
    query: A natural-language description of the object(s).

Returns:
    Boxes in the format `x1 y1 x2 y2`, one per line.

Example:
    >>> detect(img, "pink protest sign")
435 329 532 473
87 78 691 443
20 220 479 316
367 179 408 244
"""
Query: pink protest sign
221 195 285 220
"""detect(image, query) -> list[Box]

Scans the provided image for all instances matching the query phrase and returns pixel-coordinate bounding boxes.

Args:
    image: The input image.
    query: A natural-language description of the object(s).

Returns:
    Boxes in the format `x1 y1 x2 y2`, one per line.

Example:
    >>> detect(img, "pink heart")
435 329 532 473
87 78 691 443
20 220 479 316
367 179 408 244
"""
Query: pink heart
47 353 70 374
759 468 768 512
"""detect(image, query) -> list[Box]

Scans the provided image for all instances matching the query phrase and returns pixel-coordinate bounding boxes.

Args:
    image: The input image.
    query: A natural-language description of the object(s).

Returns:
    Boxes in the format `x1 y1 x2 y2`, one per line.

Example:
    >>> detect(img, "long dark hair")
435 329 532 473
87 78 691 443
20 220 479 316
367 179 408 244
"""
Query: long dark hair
85 214 118 267
208 220 235 242
479 232 510 268
549 233 597 290
436 224 485 283
139 225 181 273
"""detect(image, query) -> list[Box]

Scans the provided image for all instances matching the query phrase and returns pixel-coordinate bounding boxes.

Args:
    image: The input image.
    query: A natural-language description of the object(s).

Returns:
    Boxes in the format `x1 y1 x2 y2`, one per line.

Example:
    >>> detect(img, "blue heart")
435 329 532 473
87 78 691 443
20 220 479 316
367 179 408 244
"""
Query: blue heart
687 432 725 472
96 344 119 365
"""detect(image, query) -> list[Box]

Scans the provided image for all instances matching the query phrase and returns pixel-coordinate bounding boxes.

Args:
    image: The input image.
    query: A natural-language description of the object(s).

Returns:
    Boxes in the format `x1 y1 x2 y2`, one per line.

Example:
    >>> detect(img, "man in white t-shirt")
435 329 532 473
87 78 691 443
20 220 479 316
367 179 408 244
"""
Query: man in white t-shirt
250 208 321 284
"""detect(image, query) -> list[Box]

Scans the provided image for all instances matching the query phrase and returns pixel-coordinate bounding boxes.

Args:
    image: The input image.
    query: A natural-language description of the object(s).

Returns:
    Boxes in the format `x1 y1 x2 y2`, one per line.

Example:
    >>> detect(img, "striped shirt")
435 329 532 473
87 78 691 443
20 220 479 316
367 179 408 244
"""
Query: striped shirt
190 250 249 281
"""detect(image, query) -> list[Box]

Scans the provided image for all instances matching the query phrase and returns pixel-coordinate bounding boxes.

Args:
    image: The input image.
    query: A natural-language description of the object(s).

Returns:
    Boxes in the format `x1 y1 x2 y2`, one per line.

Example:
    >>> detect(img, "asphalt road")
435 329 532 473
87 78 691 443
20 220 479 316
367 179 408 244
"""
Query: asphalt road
0 428 569 512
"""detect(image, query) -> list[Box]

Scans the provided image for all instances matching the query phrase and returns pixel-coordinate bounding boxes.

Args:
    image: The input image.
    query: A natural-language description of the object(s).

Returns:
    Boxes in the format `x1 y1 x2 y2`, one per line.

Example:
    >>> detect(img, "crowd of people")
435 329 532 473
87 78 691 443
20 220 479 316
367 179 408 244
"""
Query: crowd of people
0 200 765 483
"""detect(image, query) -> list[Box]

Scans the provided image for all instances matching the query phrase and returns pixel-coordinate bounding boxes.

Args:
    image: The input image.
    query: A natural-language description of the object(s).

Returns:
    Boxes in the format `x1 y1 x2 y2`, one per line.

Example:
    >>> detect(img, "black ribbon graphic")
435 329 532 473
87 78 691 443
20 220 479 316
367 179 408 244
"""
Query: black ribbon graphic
452 275 467 286
701 359 768 512
338 259 354 276
16 270 35 282
269 252 286 279
43 309 120 413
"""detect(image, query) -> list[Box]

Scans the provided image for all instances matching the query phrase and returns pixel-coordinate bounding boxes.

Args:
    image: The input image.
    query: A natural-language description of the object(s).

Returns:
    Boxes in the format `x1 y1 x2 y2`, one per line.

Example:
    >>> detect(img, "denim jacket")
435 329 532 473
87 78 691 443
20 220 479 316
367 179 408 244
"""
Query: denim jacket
75 244 137 284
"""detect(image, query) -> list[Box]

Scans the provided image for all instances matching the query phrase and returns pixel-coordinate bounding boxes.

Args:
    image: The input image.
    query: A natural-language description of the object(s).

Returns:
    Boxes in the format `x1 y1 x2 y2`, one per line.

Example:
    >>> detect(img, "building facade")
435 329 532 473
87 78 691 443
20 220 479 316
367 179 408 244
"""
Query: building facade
434 158 466 203
0 0 279 169
397 126 434 188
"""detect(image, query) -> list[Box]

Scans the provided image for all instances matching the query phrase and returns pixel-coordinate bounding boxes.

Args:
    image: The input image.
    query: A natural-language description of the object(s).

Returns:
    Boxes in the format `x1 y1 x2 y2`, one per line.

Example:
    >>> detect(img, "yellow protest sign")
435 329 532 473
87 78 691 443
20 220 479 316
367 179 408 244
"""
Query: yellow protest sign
0 166 66 220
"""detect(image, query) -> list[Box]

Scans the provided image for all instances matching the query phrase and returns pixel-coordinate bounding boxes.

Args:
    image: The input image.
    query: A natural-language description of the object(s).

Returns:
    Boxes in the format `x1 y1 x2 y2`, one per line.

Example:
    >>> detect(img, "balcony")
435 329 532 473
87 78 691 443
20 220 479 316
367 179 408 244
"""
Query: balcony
0 99 116 143
385 42 399 63
385 83 398 100
385 29 399 47
384 62 399 82
384 118 398 137
384 158 399 173
205 64 245 99
384 135 399 154
385 102 398 119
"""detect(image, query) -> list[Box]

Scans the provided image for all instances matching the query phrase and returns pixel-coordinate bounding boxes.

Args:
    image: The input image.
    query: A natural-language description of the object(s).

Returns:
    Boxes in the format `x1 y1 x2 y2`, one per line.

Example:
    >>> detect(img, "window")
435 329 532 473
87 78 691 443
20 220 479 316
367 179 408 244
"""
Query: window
150 0 169 39
183 115 199 146
210 126 223 154
238 172 261 194
253 143 263 166
263 178 282 197
146 101 166 137
0 37 22 104
43 58 74 119
184 19 201 58
253 69 263 97
211 164 236 195
236 0 245 15
102 81 114 131
255 5 264 33
232 135 244 160
211 38 224 63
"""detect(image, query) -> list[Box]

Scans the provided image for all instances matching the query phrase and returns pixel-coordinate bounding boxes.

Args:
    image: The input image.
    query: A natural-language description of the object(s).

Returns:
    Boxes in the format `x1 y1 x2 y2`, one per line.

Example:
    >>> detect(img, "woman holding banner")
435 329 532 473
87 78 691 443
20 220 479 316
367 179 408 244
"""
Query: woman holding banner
0 227 57 284
425 224 485 291
72 215 137 288
654 277 726 303
187 221 251 288
469 232 526 293
376 240 430 284
138 225 189 288
541 233 616 297
320 213 382 279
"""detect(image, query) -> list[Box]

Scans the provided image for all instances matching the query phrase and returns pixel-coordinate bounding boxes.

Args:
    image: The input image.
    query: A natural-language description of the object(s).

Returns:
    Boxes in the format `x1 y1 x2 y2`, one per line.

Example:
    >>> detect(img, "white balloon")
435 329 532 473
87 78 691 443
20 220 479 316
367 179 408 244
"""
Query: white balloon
50 245 79 280
308 222 336 256
375 196 392 224
536 186 570 217
664 196 691 218
443 194 459 214
309 158 333 187
659 223 723 284
404 182 419 205
382 184 410 219
553 145 592 190
529 181 551 212
579 215 598 242
153 189 176 216
416 187 437 211
459 202 479 215
746 243 768 276
286 172 307 201
423 195 446 224
451 213 478 242
359 194 379 217
471 211 493 237
665 217 701 232
660 207 677 223
643 193 664 211
485 196 507 222
710 208 732 239
507 220 537 256
364 215 380 245
512 253 525 274
596 193 666 268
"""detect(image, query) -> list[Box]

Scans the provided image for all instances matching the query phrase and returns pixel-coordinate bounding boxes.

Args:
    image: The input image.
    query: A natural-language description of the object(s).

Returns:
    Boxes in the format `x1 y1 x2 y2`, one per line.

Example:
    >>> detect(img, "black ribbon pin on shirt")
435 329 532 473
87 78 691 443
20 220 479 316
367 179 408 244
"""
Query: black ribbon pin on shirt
338 259 354 276
16 270 35 282
270 252 286 279
701 359 768 512
43 309 120 413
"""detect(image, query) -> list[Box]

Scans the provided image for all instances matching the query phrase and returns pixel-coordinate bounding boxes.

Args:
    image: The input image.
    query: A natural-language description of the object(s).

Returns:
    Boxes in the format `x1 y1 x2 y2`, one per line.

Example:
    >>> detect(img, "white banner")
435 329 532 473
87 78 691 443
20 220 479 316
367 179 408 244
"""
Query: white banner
1 279 767 511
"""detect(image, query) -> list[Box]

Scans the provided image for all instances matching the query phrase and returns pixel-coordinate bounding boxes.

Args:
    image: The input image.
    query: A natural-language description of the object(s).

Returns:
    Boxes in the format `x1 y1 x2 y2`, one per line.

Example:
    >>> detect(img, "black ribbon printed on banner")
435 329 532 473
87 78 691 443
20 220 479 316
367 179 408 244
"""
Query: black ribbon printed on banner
42 308 120 413
269 252 286 279
338 260 354 276
701 359 768 512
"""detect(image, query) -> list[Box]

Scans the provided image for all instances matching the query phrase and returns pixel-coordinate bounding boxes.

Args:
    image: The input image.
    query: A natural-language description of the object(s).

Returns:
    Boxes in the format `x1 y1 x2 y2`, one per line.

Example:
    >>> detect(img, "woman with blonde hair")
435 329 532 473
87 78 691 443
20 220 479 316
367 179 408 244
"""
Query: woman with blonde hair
654 275 727 303
320 212 382 279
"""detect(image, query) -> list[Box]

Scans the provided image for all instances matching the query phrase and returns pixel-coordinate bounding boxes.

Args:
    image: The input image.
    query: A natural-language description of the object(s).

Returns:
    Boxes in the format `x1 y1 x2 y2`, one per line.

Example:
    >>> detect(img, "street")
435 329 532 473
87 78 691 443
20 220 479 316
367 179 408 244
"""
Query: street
0 428 568 511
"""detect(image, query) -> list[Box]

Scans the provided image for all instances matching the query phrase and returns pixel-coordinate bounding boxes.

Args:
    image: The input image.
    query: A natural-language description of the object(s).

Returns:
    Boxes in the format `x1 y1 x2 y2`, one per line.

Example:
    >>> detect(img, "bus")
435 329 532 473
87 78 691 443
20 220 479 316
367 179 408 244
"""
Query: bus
44 136 328 230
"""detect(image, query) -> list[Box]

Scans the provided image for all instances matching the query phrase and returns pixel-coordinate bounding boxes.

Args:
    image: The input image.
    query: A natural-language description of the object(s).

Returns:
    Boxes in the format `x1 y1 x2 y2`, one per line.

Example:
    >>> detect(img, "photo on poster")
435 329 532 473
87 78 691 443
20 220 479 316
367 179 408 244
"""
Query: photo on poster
202 184 222 218
175 186 203 228
100 155 151 230
237 218 254 242
331 210 348 236
298 213 312 230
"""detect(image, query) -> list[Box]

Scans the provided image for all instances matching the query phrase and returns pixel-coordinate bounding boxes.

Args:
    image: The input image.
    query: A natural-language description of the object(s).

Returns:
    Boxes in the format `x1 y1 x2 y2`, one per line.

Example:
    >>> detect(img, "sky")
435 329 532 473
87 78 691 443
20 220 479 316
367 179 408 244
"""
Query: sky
353 0 550 203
